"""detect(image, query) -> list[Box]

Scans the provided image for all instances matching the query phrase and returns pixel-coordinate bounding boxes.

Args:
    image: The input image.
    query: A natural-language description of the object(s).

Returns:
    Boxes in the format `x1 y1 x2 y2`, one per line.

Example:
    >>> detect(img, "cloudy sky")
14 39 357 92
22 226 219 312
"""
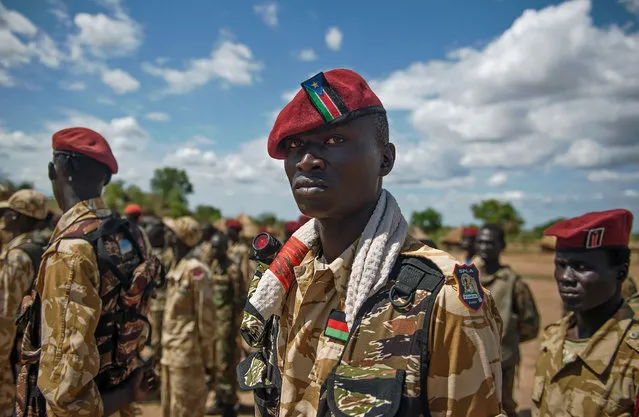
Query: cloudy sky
1 0 638 230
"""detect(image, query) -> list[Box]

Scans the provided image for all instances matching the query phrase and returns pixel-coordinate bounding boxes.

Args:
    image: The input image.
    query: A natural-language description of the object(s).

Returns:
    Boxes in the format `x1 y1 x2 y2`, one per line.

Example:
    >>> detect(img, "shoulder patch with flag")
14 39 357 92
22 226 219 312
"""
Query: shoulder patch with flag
325 309 349 342
301 72 349 122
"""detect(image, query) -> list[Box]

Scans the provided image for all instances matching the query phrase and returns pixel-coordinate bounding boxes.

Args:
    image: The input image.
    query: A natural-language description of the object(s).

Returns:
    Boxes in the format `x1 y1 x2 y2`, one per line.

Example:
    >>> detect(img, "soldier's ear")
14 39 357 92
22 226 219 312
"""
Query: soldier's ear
617 263 629 282
379 143 395 177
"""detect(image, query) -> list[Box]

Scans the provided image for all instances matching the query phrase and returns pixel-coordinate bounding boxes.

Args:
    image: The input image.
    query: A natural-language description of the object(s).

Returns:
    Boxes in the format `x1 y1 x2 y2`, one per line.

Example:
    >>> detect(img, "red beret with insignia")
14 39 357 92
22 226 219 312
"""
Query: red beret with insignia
462 226 479 237
226 219 242 230
284 221 301 233
52 127 118 174
544 209 633 250
268 68 386 159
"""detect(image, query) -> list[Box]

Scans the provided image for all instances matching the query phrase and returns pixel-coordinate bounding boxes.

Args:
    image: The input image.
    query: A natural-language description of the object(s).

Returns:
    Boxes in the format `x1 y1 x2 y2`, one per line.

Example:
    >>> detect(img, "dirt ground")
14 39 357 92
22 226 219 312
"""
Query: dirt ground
136 251 639 417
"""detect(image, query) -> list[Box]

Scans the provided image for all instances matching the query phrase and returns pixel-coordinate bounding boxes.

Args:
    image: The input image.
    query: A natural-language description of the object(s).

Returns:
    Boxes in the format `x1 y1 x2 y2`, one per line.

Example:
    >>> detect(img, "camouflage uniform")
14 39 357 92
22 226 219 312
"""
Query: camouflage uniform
0 233 36 417
532 302 639 416
228 241 249 295
239 236 505 417
0 189 48 417
622 275 638 300
480 266 540 417
16 198 137 416
161 217 215 417
148 247 173 360
210 258 242 405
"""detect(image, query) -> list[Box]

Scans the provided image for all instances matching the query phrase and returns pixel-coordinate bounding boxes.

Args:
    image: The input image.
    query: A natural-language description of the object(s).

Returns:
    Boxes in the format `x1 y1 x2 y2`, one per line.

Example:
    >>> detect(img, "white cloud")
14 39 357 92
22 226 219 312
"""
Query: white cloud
620 0 639 15
143 39 263 94
325 27 343 51
70 11 142 60
253 3 278 28
624 189 639 198
60 81 86 91
587 169 639 182
0 2 63 83
371 0 639 171
100 68 140 93
281 89 298 101
488 172 508 187
145 112 170 122
295 48 317 62
0 126 43 151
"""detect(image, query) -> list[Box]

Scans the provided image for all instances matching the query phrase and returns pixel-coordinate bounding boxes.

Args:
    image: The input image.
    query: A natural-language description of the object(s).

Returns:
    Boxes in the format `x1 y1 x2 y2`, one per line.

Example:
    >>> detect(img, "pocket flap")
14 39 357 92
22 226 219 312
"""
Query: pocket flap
327 364 405 417
237 351 272 390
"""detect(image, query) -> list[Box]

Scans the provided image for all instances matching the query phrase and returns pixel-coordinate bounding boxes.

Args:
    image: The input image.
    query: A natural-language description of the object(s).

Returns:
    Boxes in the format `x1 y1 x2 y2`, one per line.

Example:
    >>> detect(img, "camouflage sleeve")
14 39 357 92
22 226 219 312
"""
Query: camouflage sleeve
622 276 638 300
37 240 104 417
193 266 215 370
212 269 237 402
427 283 505 416
0 249 33 361
512 276 540 344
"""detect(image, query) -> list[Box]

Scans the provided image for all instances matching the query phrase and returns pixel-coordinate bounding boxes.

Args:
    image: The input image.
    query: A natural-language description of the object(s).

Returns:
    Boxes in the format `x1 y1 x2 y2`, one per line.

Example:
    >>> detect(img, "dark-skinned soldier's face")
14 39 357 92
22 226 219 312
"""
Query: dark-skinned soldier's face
283 115 394 220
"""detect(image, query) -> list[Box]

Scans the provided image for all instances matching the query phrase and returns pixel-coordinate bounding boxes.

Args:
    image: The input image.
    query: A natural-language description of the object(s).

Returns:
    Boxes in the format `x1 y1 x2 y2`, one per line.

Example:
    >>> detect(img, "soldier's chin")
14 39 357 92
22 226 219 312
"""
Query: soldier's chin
561 298 582 312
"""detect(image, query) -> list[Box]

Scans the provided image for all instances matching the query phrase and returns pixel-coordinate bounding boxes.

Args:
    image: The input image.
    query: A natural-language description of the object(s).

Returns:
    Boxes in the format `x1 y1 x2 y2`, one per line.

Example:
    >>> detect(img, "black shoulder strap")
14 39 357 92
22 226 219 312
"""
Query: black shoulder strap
15 242 45 276
388 255 445 417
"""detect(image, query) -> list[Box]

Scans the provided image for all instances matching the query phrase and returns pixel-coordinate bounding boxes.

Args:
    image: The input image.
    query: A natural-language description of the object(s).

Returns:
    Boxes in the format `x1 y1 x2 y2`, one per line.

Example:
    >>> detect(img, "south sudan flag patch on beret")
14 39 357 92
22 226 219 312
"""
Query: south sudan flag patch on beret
301 72 348 123
325 309 349 342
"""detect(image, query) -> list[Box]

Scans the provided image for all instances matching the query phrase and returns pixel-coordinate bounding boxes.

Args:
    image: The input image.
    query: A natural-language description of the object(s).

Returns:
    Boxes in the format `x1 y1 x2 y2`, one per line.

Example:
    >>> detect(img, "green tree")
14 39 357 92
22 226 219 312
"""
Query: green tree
532 217 566 238
194 205 222 223
0 179 35 192
410 208 443 233
255 212 278 227
166 188 190 217
471 199 525 234
103 181 127 209
150 167 193 200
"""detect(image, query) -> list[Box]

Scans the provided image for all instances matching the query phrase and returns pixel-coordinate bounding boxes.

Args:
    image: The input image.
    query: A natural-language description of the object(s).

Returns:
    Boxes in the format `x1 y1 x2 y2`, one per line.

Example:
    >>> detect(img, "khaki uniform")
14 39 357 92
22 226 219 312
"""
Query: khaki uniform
228 241 249 295
161 257 215 417
532 303 639 416
210 258 242 405
19 198 135 416
240 236 505 417
148 247 173 360
623 275 638 300
480 266 540 417
194 240 214 267
0 233 36 417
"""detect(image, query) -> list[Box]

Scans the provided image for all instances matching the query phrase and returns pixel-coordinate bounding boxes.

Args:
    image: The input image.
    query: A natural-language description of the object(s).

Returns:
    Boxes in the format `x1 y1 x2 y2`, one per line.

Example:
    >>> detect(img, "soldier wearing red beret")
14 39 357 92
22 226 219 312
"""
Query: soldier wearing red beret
533 209 639 416
461 225 479 264
237 69 504 417
15 127 156 417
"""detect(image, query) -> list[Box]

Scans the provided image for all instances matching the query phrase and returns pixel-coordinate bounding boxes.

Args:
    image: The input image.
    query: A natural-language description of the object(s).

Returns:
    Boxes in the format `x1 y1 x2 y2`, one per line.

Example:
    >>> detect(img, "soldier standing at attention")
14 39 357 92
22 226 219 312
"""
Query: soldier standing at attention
461 226 479 264
14 127 155 417
476 224 540 417
533 209 639 416
225 219 250 293
237 68 505 416
194 224 217 267
206 232 241 417
161 216 215 417
0 190 48 417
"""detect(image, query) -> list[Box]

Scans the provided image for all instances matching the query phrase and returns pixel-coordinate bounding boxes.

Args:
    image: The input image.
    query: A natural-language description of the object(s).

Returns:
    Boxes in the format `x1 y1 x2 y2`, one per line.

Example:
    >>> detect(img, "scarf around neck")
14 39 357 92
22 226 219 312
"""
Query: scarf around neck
249 189 408 328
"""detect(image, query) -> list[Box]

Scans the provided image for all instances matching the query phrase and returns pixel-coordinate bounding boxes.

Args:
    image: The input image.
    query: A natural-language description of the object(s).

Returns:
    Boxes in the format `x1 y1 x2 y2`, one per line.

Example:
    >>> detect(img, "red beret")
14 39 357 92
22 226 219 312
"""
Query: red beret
226 219 243 229
544 209 633 250
52 127 118 174
124 204 143 215
268 68 385 159
298 215 311 225
462 226 479 237
284 221 301 233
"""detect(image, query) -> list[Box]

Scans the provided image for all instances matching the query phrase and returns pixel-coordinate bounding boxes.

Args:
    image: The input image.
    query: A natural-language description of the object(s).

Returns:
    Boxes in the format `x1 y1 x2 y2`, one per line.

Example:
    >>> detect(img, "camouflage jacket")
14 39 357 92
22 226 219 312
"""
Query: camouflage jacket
160 256 215 369
238 236 506 417
532 302 639 416
480 266 540 367
14 198 155 417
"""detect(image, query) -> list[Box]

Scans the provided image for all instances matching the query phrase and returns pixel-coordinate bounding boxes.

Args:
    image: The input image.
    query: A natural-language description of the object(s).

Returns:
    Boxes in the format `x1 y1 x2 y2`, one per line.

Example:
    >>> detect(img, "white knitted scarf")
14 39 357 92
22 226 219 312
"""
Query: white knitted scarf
249 189 408 329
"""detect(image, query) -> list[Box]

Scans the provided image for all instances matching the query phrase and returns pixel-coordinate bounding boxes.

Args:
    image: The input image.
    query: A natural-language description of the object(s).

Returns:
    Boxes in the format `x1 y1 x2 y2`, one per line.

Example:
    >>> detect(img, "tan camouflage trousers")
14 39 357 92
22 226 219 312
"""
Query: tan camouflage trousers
148 309 163 357
0 363 15 417
161 365 206 417
502 365 518 417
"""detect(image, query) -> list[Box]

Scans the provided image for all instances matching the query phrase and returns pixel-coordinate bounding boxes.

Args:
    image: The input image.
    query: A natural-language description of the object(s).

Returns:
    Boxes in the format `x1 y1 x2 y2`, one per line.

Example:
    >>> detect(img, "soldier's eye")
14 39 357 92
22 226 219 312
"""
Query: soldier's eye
288 139 303 148
325 137 345 145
